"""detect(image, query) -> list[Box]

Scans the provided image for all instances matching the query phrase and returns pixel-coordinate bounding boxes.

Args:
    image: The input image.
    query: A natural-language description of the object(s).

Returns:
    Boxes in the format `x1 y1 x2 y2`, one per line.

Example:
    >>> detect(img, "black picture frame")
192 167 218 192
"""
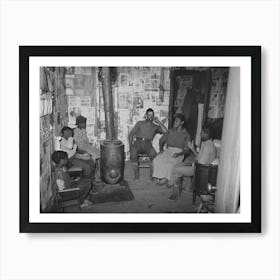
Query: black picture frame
20 46 261 233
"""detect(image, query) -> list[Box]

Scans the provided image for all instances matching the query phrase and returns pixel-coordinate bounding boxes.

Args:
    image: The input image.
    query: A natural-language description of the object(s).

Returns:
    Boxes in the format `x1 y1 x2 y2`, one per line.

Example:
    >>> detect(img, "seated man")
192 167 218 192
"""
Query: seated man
51 151 91 206
169 126 216 200
73 116 100 163
152 113 191 187
129 108 167 179
60 126 94 180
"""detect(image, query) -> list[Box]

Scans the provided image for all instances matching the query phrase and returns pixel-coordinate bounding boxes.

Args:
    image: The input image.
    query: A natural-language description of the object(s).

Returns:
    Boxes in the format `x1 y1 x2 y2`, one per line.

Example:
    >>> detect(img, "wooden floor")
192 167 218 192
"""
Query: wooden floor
78 161 196 213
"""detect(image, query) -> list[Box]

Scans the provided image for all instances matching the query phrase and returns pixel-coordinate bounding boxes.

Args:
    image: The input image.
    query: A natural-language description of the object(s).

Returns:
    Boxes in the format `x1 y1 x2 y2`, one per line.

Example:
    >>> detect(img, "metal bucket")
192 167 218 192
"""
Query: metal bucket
100 140 124 184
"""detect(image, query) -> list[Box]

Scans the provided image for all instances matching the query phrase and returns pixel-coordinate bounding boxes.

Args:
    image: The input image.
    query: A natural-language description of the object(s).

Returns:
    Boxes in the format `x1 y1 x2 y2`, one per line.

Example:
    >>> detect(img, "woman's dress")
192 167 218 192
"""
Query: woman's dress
152 128 191 184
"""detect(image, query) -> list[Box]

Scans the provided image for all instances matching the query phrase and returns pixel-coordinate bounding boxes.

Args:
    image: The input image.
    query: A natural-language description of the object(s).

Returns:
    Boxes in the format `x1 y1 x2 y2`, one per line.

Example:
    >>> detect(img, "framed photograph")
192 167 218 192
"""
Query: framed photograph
20 46 261 233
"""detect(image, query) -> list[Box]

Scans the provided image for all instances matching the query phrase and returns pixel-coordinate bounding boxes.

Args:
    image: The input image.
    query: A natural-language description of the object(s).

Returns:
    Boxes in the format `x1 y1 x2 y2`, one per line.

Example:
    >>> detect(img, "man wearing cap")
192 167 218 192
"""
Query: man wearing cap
73 116 100 162
129 108 167 179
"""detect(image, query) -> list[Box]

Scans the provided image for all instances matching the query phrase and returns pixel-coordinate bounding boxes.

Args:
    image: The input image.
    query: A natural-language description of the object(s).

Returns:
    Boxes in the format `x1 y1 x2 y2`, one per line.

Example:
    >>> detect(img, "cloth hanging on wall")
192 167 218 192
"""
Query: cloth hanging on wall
195 103 204 147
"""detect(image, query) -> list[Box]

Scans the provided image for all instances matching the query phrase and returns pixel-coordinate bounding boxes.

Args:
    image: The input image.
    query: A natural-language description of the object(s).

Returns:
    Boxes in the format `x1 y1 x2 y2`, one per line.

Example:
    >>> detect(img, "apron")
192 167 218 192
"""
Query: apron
153 146 184 183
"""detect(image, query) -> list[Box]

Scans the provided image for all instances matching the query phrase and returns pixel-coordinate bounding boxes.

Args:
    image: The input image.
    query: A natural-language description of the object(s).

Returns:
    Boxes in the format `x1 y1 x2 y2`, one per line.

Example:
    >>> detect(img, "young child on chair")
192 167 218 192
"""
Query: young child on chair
51 151 91 205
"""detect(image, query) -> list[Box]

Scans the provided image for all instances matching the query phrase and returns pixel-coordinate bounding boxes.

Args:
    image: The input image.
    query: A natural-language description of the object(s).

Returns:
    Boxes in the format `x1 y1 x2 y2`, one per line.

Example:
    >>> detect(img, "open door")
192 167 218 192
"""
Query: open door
168 69 211 141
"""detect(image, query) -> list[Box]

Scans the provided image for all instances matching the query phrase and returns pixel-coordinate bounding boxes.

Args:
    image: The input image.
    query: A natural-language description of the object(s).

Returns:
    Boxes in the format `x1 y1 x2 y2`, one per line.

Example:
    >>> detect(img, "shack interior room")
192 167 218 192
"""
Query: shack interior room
40 66 240 213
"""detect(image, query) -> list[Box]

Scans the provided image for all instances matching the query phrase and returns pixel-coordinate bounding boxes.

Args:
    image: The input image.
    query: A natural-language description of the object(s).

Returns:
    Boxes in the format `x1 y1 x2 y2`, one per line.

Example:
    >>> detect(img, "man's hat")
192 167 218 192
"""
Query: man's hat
76 115 87 125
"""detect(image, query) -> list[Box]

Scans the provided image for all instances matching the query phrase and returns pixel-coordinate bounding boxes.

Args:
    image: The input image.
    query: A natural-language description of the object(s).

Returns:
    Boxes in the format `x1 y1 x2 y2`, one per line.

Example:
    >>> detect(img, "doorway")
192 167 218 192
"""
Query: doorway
168 68 212 141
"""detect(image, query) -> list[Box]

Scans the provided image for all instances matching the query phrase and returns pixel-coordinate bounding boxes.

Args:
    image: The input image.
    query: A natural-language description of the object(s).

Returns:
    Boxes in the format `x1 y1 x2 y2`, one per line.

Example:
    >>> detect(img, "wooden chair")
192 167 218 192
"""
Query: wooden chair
50 161 83 212
56 186 81 212
68 165 84 180
193 162 218 213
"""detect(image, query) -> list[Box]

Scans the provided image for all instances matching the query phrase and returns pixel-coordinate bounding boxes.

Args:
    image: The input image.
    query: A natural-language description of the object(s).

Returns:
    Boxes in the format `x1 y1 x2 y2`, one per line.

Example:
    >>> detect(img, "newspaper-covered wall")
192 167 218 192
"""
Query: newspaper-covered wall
65 67 97 148
65 67 171 160
208 68 229 119
97 67 170 159
64 67 228 160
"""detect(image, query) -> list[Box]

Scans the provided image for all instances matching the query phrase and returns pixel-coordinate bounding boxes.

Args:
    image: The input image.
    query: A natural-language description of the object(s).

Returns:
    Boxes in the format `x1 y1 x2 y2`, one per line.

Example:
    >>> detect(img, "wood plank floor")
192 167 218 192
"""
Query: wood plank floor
79 161 196 213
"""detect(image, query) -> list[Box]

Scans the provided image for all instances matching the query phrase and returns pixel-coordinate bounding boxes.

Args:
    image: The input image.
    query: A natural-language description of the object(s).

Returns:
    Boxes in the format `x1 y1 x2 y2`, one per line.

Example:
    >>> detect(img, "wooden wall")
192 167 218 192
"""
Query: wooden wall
40 67 68 211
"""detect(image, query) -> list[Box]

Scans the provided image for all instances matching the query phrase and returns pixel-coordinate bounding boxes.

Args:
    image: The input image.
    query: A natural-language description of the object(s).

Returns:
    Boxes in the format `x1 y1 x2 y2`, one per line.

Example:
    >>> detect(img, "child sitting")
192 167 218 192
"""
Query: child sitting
51 151 91 206
60 126 95 180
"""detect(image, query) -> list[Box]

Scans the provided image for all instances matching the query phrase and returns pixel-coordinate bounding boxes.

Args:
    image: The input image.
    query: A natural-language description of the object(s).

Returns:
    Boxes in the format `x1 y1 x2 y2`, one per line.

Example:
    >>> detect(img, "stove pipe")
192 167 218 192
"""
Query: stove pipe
100 67 115 140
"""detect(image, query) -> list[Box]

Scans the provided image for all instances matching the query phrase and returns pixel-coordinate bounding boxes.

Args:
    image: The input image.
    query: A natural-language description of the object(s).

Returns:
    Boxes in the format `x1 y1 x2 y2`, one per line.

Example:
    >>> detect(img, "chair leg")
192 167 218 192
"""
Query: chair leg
197 201 203 213
133 162 139 180
137 161 140 179
149 163 153 180
192 191 196 205
94 159 101 182
178 178 183 196
174 186 180 200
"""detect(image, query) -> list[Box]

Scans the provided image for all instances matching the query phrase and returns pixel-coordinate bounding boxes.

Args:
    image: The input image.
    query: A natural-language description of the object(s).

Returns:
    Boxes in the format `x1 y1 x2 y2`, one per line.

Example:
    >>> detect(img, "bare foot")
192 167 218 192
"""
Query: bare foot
159 178 167 185
152 178 159 184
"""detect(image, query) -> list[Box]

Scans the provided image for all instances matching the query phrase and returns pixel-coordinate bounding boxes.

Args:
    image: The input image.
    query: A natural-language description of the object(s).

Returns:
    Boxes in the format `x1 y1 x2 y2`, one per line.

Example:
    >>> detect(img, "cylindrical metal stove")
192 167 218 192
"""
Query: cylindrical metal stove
100 140 124 184
89 68 133 204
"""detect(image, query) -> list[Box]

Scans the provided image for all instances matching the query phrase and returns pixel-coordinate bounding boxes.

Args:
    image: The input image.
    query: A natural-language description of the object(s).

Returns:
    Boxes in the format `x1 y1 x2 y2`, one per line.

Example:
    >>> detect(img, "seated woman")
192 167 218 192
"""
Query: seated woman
152 114 191 187
169 126 217 200
60 126 94 180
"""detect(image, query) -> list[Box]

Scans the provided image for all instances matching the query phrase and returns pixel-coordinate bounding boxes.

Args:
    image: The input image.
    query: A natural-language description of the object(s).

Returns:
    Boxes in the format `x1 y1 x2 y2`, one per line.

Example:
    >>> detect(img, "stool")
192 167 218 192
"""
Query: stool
134 153 153 180
193 162 218 213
